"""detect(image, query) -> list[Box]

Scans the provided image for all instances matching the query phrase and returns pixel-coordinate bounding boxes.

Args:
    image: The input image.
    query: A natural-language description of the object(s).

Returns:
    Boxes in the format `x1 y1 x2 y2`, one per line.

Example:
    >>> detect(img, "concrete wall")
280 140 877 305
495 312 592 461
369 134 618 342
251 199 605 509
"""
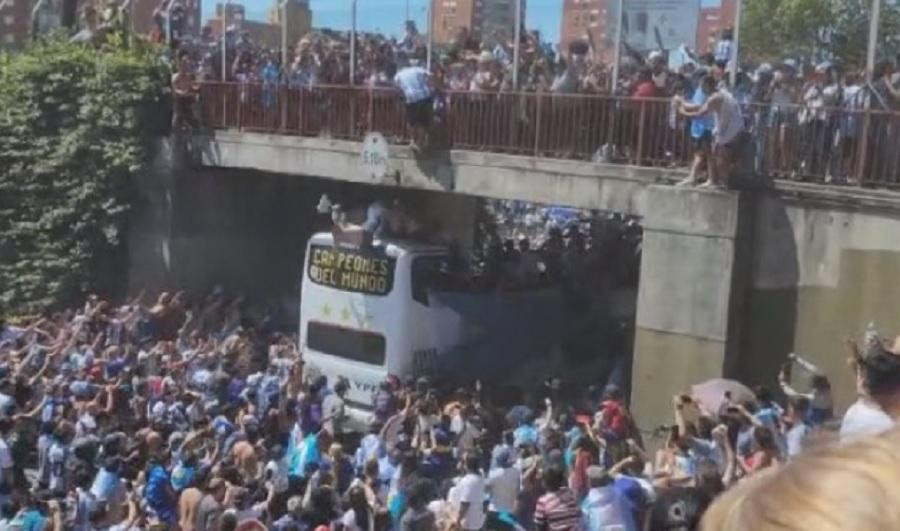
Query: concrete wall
631 186 753 428
195 131 683 218
631 184 900 429
743 193 900 411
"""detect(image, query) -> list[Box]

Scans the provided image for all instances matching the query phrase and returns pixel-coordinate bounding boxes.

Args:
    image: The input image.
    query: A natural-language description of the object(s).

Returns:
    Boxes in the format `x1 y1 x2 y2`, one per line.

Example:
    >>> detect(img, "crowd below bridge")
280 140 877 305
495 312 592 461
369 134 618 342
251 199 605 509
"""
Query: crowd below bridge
3 279 900 530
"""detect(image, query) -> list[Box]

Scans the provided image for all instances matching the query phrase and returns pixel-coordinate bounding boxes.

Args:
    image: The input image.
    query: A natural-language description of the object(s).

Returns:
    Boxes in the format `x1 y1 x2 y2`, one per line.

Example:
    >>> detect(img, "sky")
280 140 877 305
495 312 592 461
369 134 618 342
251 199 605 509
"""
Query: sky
203 0 722 43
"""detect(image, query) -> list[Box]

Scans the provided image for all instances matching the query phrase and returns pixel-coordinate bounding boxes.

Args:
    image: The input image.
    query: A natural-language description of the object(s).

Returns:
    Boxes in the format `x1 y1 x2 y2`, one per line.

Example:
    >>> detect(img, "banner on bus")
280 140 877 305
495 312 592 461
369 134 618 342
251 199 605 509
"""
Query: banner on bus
308 244 396 296
622 0 701 52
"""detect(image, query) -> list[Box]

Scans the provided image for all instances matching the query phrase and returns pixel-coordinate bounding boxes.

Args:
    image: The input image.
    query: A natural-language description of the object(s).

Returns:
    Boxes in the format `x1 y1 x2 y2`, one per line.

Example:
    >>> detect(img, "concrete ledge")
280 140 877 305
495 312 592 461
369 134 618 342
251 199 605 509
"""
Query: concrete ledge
642 185 744 239
194 131 682 217
194 130 900 218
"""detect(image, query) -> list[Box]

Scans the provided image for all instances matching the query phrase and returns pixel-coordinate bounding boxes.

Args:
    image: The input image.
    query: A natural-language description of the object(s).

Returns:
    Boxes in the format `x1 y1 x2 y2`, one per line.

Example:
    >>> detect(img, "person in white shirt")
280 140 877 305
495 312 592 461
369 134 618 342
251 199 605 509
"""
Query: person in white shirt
782 397 811 458
486 449 520 517
0 422 13 506
455 454 486 531
840 336 900 442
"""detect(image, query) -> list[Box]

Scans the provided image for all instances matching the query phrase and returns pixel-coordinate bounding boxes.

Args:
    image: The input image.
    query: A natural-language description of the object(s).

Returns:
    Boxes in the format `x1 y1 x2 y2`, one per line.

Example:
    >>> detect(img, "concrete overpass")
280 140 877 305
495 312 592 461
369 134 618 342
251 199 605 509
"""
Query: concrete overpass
155 129 900 430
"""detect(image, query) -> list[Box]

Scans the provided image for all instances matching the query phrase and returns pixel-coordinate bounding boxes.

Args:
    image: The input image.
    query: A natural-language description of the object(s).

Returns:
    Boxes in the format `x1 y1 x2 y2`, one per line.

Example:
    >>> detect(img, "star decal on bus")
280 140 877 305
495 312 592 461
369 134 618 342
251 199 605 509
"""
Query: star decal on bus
322 303 332 317
340 306 352 322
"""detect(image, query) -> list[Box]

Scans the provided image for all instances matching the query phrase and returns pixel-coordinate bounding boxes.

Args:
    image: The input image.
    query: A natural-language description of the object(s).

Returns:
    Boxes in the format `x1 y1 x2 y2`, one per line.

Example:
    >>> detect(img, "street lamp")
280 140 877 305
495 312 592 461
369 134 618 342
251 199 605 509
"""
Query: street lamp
280 0 288 78
512 0 521 89
221 0 230 82
164 0 175 46
426 0 433 71
350 0 357 85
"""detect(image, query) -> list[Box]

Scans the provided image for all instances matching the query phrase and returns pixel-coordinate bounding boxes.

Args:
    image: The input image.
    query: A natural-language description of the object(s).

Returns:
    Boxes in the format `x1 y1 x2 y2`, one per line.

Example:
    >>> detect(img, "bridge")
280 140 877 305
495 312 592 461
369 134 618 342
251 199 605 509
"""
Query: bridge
168 82 900 430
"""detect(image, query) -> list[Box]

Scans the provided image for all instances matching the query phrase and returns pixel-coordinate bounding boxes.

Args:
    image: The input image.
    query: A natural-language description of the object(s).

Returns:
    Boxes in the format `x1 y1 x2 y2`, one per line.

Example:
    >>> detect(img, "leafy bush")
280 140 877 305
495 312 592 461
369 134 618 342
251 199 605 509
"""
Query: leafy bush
0 37 169 313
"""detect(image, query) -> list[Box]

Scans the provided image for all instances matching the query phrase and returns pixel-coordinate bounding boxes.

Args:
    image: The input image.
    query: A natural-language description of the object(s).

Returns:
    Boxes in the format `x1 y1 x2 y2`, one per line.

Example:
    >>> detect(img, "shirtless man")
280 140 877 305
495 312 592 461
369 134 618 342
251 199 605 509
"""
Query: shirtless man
172 54 199 131
178 478 205 531
674 75 746 188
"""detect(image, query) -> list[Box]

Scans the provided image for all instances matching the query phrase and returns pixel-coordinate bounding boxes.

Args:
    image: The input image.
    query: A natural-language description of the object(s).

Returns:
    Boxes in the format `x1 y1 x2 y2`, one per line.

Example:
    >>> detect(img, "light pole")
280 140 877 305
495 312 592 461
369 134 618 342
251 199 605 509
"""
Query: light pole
280 0 288 78
610 0 623 92
164 0 175 46
512 0 521 89
29 0 46 39
866 0 881 82
221 0 229 82
426 0 433 70
350 0 357 85
729 0 742 87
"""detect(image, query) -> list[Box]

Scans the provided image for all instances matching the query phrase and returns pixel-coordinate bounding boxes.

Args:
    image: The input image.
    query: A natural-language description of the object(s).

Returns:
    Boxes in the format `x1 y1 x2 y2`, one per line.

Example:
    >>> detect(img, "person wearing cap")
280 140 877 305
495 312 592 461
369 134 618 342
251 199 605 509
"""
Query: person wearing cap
580 465 634 531
840 335 900 441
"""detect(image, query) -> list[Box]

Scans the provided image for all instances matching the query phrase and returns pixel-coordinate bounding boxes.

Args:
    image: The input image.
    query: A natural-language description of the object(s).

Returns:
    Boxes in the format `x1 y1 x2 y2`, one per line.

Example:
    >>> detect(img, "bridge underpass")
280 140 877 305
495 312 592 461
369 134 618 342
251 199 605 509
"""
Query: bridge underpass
134 130 900 432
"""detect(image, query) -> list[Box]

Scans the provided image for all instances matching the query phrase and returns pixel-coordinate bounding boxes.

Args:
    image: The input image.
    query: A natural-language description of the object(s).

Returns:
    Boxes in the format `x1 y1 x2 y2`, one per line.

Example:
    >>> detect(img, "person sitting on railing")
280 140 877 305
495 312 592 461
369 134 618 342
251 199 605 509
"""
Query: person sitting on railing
673 75 747 189
393 48 435 153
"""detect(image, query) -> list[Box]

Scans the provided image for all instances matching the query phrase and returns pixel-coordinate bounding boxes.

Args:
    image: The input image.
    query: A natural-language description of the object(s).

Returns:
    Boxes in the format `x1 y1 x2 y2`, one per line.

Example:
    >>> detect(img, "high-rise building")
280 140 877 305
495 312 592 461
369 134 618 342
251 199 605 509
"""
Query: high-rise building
267 0 311 47
206 1 310 49
695 0 735 54
0 0 32 50
560 0 615 62
131 0 203 38
432 0 525 47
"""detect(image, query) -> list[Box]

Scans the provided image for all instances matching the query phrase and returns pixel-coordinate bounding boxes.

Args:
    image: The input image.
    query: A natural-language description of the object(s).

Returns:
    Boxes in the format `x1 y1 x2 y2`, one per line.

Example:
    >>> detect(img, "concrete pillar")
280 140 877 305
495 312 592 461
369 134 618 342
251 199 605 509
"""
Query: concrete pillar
630 185 753 430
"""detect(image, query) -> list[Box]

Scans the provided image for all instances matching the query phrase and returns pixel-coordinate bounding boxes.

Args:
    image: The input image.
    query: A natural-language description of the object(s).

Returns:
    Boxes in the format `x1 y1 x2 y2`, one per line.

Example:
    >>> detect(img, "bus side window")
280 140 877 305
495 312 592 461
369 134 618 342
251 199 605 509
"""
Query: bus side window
410 256 444 306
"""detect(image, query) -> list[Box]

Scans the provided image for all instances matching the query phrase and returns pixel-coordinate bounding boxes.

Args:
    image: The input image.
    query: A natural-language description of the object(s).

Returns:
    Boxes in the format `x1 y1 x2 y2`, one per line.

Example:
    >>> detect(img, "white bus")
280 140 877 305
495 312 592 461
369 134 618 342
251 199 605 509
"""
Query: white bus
300 232 469 424
299 232 617 426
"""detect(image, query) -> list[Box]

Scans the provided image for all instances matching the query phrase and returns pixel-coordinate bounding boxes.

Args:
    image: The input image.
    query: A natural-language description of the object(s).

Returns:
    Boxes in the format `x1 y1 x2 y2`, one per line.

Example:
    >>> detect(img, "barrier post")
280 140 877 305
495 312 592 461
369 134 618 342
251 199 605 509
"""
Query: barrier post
636 99 647 164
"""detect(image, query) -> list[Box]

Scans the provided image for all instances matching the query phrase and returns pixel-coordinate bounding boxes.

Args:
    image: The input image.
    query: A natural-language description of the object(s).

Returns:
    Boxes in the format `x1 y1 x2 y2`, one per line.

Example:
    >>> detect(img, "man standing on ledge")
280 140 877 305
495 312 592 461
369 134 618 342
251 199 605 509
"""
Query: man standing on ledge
394 47 434 153
673 76 746 189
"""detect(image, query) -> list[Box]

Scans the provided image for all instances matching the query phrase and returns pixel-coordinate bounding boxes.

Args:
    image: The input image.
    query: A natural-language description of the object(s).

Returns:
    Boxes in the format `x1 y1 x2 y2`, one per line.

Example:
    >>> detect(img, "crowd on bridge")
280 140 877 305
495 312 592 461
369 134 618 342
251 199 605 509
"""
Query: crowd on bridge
157 10 900 187
3 272 900 530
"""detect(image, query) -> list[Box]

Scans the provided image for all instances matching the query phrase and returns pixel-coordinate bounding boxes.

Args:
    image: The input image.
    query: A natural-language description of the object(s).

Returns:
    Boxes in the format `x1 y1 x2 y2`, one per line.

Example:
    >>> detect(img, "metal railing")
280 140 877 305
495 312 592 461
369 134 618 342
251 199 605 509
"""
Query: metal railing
197 82 900 190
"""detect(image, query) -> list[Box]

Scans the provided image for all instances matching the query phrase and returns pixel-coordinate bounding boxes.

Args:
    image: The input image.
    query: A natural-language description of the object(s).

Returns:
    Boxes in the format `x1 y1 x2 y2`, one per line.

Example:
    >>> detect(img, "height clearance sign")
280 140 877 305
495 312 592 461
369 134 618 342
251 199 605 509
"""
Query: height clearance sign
622 0 701 52
308 244 396 296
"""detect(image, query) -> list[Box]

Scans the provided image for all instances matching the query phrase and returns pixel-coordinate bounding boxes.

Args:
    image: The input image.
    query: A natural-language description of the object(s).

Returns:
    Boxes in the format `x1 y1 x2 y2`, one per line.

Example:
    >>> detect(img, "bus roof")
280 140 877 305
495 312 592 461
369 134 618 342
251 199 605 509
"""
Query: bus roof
308 232 449 255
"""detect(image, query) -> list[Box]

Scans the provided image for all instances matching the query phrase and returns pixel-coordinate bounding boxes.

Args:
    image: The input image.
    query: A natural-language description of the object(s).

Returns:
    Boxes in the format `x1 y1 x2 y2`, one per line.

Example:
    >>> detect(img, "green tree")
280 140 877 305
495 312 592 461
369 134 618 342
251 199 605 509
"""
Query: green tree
741 0 900 69
0 37 169 313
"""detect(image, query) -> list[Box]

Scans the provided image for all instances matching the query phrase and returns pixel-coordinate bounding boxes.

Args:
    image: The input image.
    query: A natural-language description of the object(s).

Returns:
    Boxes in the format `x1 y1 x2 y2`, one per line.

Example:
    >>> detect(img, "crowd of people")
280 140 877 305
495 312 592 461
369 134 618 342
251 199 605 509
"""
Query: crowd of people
3 279 900 530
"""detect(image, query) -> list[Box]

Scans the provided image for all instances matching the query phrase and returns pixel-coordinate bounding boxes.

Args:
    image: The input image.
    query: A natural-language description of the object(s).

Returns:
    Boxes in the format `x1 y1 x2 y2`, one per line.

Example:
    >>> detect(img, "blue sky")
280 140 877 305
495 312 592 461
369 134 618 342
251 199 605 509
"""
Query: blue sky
203 0 722 43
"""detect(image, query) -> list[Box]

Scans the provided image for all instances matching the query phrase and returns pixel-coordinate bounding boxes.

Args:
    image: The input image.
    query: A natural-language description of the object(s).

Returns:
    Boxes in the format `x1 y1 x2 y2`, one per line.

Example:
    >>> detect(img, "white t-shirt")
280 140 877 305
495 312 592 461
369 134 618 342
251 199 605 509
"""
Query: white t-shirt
455 473 486 530
265 458 290 493
785 423 810 457
840 399 894 442
0 437 11 487
48 441 67 492
487 467 520 513
340 508 373 531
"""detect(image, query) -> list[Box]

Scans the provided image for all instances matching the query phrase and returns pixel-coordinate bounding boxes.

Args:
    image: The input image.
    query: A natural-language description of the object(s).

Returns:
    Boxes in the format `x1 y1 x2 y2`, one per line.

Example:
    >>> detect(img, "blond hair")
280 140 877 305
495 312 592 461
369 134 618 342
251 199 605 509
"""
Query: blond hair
702 427 900 531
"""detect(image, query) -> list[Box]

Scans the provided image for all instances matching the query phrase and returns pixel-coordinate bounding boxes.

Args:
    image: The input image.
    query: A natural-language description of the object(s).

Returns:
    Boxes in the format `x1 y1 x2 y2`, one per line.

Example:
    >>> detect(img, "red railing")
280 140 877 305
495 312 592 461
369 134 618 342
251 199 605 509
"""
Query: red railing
197 82 900 190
